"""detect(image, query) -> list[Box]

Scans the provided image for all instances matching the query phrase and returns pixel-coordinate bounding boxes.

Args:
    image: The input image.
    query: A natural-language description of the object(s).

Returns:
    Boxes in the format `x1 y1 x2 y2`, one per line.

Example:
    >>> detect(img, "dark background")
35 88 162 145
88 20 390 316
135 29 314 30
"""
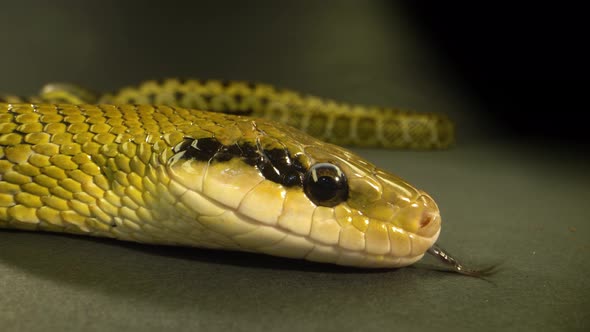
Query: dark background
402 2 587 145
1 1 588 331
1 1 587 147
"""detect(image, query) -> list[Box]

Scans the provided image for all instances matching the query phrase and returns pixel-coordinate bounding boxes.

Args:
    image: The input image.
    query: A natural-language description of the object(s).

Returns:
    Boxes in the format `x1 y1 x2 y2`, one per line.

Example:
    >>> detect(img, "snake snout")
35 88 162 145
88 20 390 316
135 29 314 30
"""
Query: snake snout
420 211 435 228
415 193 441 237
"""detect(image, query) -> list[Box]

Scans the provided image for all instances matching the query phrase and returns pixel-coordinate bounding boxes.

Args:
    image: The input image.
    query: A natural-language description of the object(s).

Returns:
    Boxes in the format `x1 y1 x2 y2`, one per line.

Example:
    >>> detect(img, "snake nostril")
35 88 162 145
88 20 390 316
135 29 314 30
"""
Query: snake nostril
420 213 434 228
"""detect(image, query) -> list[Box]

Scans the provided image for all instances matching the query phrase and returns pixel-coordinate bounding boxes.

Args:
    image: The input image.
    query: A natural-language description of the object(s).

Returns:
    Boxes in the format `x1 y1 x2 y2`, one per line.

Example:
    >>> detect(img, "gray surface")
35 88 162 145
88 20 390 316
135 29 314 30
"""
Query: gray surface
1 142 588 331
1 1 589 331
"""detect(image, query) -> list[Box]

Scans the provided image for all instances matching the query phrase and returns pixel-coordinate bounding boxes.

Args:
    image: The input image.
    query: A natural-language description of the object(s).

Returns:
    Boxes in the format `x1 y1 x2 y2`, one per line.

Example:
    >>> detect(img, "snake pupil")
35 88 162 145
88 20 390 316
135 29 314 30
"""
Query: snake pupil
303 163 348 207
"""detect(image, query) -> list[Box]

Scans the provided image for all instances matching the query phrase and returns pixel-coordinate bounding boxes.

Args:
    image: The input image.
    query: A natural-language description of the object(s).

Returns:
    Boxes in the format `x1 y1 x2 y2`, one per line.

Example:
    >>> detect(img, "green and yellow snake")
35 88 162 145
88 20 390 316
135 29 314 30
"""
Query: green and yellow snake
0 79 486 275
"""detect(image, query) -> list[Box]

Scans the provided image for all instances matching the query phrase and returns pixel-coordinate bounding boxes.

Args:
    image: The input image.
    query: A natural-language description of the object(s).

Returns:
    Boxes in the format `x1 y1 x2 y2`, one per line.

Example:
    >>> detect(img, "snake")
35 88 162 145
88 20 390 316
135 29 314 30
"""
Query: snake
0 78 488 275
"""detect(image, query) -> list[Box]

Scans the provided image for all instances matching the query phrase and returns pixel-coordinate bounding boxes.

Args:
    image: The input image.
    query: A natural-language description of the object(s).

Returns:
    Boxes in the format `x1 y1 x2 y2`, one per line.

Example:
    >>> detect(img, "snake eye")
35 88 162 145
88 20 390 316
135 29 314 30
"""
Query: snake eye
303 163 349 207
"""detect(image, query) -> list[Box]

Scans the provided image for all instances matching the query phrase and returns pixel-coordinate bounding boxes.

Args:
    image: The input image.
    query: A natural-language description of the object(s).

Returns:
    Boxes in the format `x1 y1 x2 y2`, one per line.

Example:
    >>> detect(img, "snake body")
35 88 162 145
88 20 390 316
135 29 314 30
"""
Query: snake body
0 80 448 268
32 79 454 149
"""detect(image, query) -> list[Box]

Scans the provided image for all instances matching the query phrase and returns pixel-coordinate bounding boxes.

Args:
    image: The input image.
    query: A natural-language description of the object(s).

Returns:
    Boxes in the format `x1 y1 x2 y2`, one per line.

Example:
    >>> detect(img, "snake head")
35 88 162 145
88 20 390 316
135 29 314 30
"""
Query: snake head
164 115 441 268
296 143 442 268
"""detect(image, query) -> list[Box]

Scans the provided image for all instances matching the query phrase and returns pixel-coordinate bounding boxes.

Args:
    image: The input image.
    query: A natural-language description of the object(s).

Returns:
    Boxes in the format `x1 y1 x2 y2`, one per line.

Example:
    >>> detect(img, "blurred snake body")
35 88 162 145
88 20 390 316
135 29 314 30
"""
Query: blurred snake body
0 79 453 268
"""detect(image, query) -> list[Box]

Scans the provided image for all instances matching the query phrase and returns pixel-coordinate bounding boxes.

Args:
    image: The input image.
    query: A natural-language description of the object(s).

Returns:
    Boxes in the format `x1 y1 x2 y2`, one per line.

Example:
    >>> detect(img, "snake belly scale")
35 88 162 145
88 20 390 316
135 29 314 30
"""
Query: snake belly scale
0 80 448 269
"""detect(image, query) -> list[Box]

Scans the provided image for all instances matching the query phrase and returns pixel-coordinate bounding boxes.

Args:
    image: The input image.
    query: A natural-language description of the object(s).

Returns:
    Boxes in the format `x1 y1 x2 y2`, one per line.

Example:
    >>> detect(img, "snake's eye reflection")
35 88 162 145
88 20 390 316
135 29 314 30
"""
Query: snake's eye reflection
303 163 349 207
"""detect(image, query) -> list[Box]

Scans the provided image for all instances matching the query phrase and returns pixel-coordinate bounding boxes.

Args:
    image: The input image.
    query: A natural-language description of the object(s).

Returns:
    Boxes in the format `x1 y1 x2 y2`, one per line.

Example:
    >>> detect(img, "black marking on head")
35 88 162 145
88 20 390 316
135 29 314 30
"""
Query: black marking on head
282 170 303 187
257 160 282 184
173 139 192 153
236 143 259 166
175 138 221 161
265 149 291 170
255 145 304 187
175 137 305 187
214 144 242 162
186 138 223 161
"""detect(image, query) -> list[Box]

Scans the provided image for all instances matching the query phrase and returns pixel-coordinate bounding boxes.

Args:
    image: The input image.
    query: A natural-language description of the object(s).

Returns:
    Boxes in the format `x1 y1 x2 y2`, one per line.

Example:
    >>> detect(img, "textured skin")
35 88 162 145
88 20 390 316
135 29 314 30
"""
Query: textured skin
37 79 455 149
0 102 441 268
